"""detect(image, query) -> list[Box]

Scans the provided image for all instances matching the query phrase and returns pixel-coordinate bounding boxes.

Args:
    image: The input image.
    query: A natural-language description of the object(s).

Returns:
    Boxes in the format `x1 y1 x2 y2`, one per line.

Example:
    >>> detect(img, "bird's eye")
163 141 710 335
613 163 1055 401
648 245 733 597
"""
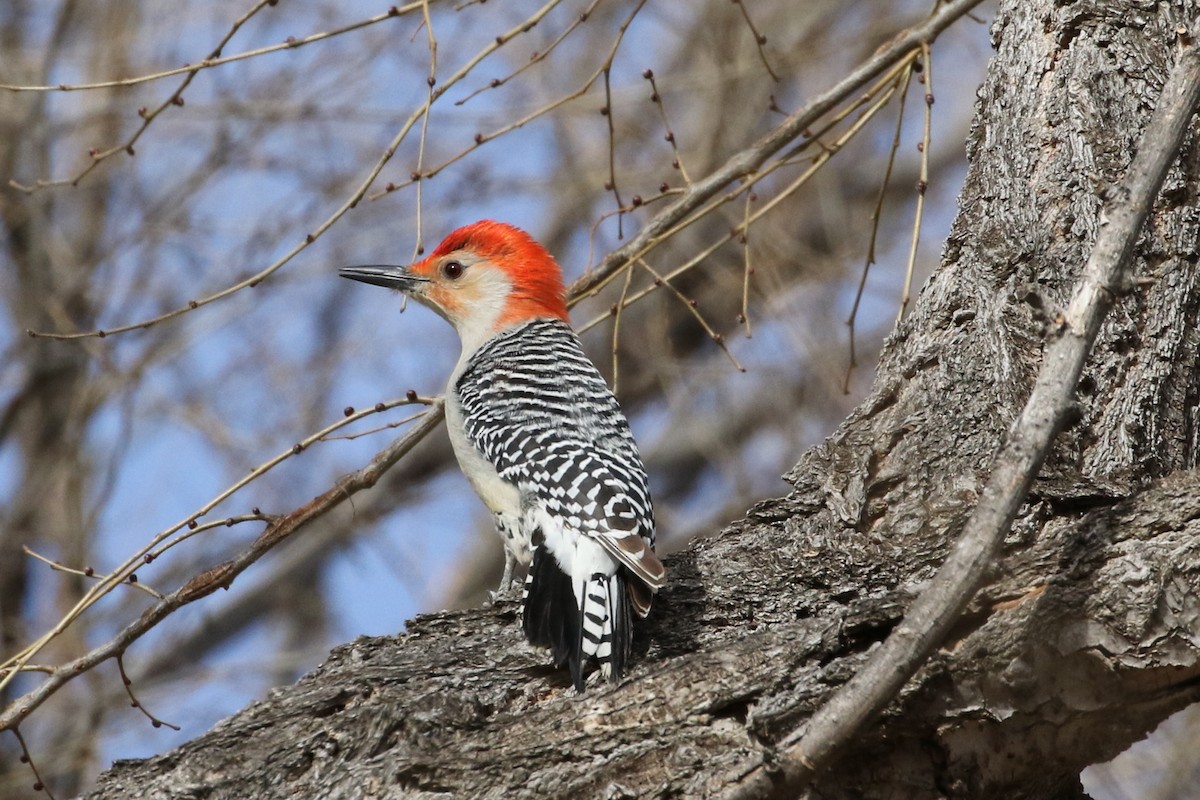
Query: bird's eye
441 260 465 280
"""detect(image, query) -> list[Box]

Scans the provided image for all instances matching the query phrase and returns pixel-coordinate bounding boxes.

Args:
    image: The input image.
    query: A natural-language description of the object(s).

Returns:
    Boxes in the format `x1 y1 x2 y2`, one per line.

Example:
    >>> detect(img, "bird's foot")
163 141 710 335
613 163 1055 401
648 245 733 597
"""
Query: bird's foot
486 552 522 606
487 578 522 606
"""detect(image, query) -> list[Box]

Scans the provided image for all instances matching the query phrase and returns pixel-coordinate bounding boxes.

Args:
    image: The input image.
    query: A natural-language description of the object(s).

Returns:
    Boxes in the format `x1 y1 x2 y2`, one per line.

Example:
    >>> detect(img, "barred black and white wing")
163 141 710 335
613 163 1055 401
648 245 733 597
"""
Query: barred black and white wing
454 319 664 689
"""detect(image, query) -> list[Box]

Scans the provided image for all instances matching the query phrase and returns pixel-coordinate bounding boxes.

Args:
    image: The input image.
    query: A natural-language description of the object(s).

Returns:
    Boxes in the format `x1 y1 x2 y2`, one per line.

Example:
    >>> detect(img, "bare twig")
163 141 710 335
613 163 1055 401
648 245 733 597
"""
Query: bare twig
731 0 779 82
844 62 916 392
413 0 439 259
567 0 988 303
10 0 281 193
602 67 625 235
739 191 753 337
721 27 1200 800
578 65 905 334
0 6 414 94
23 546 162 600
116 653 180 731
635 259 746 372
897 43 934 321
324 410 435 441
12 727 55 799
454 0 604 106
644 69 691 184
0 397 431 698
610 265 635 394
377 0 646 203
26 1 565 339
0 402 445 732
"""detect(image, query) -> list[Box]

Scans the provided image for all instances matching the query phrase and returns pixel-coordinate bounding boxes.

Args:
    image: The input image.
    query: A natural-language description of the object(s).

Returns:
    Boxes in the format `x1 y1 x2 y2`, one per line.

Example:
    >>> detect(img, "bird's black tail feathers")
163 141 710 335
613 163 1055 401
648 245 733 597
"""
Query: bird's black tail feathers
522 546 632 692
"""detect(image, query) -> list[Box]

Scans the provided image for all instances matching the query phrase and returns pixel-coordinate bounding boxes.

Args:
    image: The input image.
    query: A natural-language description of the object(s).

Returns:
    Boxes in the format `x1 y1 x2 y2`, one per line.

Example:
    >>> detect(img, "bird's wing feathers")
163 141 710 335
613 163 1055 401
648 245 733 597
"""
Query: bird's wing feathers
500 432 661 588
456 320 661 590
509 440 664 589
597 526 666 589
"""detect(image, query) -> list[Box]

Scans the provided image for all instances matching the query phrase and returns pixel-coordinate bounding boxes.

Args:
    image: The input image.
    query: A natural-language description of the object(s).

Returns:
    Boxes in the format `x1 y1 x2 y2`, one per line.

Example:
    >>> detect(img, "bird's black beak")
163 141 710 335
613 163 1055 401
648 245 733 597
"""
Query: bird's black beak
338 265 430 292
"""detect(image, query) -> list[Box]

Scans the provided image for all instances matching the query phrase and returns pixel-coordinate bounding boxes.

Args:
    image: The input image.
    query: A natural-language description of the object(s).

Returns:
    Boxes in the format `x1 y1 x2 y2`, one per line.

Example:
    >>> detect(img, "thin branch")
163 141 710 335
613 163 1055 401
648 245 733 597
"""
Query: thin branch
634 259 745 373
116 653 180 731
644 69 691 185
145 513 272 564
844 62 915 392
25 0 566 339
11 727 55 800
0 6 414 94
454 0 605 106
323 409 434 441
897 43 934 321
578 67 904 334
721 27 1200 800
0 397 432 697
731 0 779 82
0 664 55 677
566 0 988 303
610 264 635 394
10 0 280 193
738 192 753 337
372 0 648 200
413 0 439 259
23 546 163 599
602 67 625 235
0 402 446 732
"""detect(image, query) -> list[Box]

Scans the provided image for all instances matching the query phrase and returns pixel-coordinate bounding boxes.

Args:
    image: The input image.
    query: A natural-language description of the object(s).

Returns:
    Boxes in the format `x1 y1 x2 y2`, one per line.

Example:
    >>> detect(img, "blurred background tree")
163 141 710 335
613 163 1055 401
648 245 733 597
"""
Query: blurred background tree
1 1 1189 797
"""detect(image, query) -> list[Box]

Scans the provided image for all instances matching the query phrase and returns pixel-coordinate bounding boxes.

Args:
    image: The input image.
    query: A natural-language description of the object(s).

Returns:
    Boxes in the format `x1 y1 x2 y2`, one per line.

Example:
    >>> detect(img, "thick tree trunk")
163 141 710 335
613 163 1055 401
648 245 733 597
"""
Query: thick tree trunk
84 1 1200 797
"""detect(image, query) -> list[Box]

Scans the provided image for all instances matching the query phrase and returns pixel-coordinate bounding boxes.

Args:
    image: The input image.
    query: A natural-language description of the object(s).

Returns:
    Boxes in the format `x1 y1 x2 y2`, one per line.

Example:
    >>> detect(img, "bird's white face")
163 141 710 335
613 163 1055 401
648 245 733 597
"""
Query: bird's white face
340 220 570 359
407 248 516 356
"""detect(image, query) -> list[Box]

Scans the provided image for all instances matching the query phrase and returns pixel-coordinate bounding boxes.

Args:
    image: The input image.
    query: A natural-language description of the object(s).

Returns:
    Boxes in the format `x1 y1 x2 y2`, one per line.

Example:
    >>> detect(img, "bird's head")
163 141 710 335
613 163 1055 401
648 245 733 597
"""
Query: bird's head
340 220 569 353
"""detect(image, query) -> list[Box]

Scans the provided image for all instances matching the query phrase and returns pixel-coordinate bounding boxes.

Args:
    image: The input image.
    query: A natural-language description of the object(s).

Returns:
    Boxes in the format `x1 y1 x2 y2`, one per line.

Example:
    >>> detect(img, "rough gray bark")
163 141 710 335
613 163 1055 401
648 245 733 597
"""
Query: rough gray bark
84 1 1200 798
726 15 1200 797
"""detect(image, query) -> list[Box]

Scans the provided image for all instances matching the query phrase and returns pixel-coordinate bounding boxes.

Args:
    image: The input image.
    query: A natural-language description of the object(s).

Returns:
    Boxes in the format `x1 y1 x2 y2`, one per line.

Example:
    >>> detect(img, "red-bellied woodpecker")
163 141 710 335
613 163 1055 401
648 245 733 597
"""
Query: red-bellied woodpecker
340 220 665 690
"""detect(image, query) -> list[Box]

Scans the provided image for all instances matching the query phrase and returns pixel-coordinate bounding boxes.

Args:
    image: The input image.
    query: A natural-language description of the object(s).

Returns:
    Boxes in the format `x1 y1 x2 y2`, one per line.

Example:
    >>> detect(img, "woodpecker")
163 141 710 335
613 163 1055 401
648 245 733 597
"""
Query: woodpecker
340 220 665 690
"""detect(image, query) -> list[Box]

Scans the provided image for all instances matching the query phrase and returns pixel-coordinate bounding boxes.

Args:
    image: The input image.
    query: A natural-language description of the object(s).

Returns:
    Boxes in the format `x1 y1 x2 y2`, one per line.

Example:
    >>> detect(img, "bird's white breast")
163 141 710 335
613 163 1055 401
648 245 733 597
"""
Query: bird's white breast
445 368 522 519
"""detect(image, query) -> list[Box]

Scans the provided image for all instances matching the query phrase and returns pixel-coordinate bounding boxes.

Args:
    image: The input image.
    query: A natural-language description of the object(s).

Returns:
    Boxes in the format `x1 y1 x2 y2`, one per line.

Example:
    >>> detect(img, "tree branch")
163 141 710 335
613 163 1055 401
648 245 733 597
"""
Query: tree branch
722 24 1200 800
77 469 1200 799
566 0 989 302
0 403 444 732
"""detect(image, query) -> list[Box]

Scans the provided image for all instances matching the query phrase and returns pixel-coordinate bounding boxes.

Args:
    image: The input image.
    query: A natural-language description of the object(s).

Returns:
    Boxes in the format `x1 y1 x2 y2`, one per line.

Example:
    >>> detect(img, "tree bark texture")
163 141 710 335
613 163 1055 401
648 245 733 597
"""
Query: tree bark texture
84 1 1200 798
